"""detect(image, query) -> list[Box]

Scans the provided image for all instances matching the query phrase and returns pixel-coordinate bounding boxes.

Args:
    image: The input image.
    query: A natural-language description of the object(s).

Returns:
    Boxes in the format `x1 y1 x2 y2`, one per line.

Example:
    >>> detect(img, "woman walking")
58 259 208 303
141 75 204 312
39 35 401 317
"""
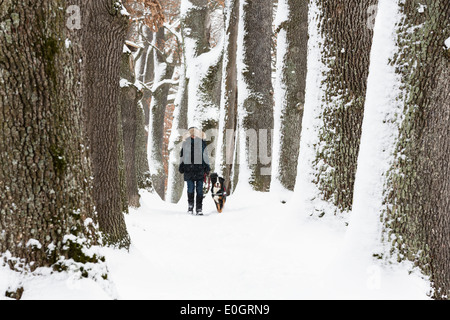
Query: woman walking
179 127 211 215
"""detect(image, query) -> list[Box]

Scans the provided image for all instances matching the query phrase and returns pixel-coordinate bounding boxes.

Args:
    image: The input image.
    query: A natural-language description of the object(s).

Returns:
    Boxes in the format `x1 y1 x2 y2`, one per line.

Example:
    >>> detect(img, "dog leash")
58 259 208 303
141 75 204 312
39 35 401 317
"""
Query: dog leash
203 173 211 196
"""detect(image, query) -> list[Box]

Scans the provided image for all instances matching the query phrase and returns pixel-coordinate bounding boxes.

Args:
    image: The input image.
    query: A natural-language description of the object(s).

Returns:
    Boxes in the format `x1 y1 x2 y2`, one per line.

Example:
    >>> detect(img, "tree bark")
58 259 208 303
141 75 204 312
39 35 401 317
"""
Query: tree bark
383 0 450 300
236 0 274 192
182 0 210 57
78 0 131 248
149 28 175 200
137 26 154 84
135 27 153 192
309 0 377 214
272 0 308 192
117 100 129 214
120 52 144 207
166 74 189 203
135 99 152 191
140 27 155 127
215 0 239 193
0 0 98 269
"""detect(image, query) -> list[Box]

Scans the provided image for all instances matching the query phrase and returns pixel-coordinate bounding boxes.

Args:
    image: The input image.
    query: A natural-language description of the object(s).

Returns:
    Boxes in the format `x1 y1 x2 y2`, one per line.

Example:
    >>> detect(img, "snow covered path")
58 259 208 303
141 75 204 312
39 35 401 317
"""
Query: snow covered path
0 190 431 300
104 191 345 300
102 191 430 300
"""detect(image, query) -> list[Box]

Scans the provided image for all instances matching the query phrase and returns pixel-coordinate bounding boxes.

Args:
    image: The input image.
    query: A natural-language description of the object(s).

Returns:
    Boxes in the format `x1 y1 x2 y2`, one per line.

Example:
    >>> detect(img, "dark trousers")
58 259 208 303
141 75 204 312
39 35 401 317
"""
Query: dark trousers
187 180 204 198
187 180 204 212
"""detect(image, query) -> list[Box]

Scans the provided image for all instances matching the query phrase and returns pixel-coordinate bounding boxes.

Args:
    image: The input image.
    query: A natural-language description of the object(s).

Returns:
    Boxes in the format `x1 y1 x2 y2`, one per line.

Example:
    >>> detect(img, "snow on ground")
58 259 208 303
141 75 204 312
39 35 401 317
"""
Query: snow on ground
1 189 430 300
106 191 346 300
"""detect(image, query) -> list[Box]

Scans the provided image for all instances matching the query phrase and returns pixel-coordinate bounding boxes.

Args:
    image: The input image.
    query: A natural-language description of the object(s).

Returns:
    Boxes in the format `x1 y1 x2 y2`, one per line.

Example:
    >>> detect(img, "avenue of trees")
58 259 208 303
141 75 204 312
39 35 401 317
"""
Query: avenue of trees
0 0 448 299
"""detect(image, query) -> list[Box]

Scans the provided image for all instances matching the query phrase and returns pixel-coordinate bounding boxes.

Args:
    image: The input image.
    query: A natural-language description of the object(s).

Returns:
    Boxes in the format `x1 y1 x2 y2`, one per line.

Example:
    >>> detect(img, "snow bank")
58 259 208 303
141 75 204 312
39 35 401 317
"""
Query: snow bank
0 254 113 300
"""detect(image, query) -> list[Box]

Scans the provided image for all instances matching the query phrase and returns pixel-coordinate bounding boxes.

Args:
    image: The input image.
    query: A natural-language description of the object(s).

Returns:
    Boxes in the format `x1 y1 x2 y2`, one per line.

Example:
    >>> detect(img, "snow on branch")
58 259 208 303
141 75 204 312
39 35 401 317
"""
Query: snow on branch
151 79 179 92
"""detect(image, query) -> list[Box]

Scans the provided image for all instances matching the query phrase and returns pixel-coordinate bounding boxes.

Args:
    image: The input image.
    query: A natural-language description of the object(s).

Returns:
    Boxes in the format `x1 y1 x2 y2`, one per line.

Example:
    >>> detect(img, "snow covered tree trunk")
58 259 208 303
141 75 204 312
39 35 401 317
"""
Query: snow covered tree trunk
135 100 152 191
0 0 99 269
236 0 274 192
379 0 450 300
166 72 189 203
188 51 223 136
117 102 129 215
215 0 240 193
296 0 377 216
78 0 131 248
183 0 223 170
135 27 154 192
137 27 154 83
271 0 308 193
120 52 144 208
140 28 155 126
166 0 218 203
181 0 210 57
350 0 449 300
148 28 175 200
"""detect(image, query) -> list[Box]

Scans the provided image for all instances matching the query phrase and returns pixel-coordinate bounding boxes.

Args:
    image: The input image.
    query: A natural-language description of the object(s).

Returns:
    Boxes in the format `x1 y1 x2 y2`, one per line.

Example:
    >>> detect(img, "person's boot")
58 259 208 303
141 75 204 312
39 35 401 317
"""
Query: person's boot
196 195 203 216
188 193 195 214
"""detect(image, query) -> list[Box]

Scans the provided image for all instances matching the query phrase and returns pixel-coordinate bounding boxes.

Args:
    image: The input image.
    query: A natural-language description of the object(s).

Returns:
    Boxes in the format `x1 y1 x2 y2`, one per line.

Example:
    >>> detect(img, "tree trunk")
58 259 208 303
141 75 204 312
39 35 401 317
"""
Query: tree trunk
166 74 189 203
236 0 274 192
136 99 152 191
215 0 239 193
140 28 155 127
137 26 154 84
271 0 308 192
79 0 131 248
183 0 222 171
117 101 129 214
0 0 99 269
300 0 377 216
182 0 211 58
120 52 144 207
148 28 175 200
136 27 153 191
382 0 450 299
166 0 213 203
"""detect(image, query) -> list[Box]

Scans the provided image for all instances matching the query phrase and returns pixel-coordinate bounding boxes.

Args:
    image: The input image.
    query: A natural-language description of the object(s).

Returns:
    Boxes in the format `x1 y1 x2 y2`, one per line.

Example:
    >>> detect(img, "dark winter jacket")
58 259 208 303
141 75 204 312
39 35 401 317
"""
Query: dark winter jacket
179 137 211 182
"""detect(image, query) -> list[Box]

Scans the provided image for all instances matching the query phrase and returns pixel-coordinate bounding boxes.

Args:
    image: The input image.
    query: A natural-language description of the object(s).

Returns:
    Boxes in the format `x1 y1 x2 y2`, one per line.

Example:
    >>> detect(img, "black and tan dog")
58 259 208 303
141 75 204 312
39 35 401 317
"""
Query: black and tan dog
210 173 227 213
